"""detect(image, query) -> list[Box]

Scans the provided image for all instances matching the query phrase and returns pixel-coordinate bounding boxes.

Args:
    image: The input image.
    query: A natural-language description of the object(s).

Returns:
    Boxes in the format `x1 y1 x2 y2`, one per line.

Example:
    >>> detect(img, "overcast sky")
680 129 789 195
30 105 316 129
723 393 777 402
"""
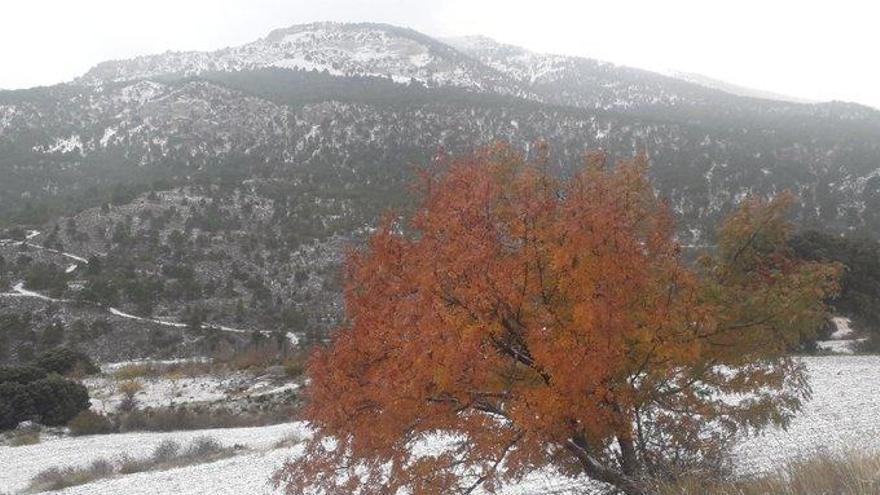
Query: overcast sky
2 0 878 108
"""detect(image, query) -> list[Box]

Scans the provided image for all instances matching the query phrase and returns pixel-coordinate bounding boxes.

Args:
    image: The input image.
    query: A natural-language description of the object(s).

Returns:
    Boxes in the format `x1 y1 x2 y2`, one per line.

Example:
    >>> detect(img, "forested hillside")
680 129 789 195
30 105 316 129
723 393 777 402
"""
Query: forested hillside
2 21 879 360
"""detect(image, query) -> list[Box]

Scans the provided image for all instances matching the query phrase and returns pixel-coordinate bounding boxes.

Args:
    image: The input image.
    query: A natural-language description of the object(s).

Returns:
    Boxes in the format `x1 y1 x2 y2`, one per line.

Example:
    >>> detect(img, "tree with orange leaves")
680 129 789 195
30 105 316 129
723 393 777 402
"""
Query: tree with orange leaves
275 144 840 495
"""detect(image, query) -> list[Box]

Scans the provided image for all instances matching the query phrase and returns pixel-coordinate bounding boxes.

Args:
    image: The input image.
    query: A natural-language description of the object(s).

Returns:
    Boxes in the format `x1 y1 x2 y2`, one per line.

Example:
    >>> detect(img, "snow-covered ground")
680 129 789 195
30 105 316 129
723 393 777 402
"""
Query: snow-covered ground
3 355 880 495
2 425 589 495
85 371 299 412
45 447 297 495
87 375 234 412
0 423 305 494
734 355 880 471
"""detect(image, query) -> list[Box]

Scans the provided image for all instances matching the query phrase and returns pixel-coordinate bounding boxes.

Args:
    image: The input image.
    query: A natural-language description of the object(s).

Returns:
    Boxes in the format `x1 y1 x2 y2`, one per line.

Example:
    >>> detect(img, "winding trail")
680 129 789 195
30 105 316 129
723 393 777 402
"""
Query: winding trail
7 281 72 302
0 230 297 344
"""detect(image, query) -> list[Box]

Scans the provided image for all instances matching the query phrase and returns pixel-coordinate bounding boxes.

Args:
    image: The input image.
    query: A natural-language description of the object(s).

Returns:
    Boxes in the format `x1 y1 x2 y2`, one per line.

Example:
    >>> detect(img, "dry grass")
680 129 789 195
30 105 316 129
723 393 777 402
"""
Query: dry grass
68 410 114 436
116 405 297 432
27 459 114 492
26 436 237 493
6 430 40 447
111 361 214 380
656 450 880 495
111 364 156 380
223 344 282 371
110 346 307 380
273 429 308 449
207 341 308 377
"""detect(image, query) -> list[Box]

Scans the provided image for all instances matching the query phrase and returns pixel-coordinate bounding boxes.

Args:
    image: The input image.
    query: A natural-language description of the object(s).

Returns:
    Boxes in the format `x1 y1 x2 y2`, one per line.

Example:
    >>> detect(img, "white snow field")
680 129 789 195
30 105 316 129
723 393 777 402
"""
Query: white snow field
734 355 880 471
3 356 880 494
0 423 307 494
85 371 300 412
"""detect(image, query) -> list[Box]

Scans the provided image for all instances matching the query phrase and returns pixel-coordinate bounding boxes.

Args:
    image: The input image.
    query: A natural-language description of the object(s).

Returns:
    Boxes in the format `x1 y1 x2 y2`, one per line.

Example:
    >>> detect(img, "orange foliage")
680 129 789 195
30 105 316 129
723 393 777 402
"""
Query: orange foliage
275 144 840 495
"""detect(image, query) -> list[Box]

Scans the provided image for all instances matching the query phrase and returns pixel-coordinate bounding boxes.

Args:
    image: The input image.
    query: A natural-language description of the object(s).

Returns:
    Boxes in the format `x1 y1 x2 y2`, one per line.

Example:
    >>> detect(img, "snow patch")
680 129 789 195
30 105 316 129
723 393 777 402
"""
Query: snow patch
34 134 83 155
99 126 118 147
830 316 855 340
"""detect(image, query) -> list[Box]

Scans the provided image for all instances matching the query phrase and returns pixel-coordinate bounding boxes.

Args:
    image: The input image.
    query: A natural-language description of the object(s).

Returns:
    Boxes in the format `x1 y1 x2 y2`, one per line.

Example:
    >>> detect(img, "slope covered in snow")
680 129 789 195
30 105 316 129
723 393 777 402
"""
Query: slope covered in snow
443 34 718 110
0 423 303 493
78 23 521 96
3 356 880 495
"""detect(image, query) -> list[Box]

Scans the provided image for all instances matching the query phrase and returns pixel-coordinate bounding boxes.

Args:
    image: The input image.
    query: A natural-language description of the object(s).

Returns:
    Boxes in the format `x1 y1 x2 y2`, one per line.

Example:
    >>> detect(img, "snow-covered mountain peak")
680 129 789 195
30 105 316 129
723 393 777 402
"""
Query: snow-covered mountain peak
440 35 506 53
70 22 875 117
257 23 446 81
77 22 520 94
444 35 601 86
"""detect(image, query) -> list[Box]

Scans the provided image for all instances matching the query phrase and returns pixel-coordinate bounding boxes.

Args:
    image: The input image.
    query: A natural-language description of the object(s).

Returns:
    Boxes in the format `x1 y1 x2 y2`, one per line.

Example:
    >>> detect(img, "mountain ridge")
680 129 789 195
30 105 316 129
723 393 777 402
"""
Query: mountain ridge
72 22 876 114
2 21 880 348
3 21 880 234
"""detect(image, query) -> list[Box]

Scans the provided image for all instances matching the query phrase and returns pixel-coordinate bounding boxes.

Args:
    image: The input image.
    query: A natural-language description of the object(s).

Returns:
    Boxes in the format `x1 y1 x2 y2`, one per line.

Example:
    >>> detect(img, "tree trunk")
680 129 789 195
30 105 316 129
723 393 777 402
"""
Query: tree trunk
566 436 646 495
617 429 641 478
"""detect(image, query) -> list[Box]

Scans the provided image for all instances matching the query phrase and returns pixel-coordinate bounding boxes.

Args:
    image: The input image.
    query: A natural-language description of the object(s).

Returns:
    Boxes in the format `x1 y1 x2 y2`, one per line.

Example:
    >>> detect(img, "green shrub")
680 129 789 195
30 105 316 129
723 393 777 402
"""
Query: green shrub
0 367 90 430
0 365 47 384
0 381 36 430
34 347 99 376
27 375 91 427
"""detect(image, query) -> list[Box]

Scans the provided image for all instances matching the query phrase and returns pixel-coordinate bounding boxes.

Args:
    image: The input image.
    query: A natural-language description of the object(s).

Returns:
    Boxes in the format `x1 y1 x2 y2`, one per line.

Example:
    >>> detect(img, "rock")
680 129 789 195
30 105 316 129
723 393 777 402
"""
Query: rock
15 420 41 432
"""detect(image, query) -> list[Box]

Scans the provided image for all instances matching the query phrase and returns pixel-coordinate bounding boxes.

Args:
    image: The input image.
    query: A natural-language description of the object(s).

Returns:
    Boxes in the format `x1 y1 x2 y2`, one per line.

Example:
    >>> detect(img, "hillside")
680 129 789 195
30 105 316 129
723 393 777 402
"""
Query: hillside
2 21 880 356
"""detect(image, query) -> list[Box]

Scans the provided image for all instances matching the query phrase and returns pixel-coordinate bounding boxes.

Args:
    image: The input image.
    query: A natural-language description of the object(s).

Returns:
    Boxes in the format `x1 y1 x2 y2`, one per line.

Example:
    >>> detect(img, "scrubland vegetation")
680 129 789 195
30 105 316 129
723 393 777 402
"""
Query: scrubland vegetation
26 436 236 492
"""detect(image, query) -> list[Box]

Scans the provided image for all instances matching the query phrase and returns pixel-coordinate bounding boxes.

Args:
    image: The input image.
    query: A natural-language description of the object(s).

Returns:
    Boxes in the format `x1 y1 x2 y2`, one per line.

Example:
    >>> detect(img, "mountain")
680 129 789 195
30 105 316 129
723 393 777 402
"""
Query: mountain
444 34 718 111
2 21 880 360
78 22 524 97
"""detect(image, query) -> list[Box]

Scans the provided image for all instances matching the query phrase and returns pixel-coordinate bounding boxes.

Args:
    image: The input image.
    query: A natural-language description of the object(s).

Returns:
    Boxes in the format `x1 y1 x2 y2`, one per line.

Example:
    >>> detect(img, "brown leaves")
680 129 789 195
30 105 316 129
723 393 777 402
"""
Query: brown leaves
277 144 840 495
